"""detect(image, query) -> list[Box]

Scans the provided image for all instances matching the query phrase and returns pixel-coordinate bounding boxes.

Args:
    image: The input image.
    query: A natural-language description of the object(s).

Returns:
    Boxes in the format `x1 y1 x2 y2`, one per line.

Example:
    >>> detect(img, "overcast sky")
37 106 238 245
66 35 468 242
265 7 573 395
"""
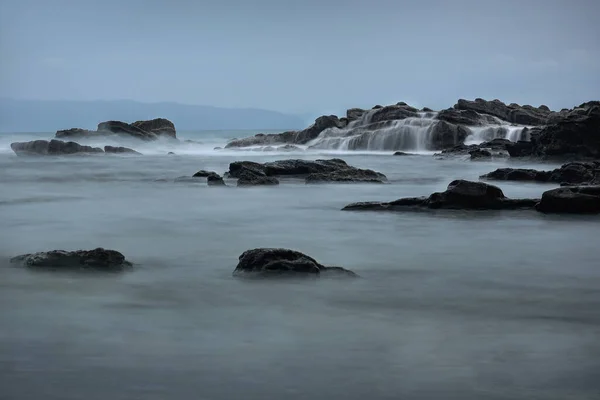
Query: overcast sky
1 0 598 115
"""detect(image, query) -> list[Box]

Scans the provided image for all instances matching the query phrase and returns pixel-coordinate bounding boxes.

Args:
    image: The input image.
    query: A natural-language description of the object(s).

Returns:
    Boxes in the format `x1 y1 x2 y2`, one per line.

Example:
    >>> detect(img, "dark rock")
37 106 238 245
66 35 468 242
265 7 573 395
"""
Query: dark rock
436 108 499 126
55 128 96 139
393 151 415 156
97 121 157 140
421 107 434 112
455 98 553 125
343 180 539 211
373 105 383 109
131 118 176 139
232 248 357 278
168 152 176 155
213 147 222 150
207 174 226 186
369 104 419 123
346 108 366 121
536 186 600 214
481 161 599 185
193 170 220 178
11 140 103 156
237 170 279 186
469 149 492 160
10 248 132 271
228 158 387 184
104 146 141 155
428 121 471 150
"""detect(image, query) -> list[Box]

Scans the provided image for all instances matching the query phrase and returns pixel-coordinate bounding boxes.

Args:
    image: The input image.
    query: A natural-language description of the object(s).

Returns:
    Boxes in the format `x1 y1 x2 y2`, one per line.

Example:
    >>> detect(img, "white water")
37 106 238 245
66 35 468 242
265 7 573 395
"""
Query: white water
308 109 531 151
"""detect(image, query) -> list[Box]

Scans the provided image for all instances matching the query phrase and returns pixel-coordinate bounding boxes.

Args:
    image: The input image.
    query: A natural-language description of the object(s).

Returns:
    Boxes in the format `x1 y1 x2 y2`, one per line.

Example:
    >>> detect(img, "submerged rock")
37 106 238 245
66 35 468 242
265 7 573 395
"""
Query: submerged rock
10 248 132 271
343 180 539 211
11 140 103 156
104 145 141 155
207 174 226 186
193 170 220 178
233 248 357 278
228 158 386 184
536 186 600 214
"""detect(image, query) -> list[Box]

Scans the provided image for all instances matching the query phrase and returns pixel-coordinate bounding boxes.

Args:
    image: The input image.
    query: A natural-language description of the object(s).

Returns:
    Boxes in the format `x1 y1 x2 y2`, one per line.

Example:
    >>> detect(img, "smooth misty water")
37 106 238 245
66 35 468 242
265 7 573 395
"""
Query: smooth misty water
1 131 599 400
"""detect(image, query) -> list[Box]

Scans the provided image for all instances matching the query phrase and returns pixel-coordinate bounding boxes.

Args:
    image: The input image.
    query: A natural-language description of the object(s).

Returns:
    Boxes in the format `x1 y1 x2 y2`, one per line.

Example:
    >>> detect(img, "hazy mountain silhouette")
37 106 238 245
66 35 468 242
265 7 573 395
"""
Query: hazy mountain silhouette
0 98 306 132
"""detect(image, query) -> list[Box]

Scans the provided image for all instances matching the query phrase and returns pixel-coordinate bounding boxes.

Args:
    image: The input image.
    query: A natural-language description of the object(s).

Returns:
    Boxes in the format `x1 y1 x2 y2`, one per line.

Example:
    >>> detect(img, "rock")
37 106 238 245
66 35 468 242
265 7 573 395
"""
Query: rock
368 104 419 123
469 149 492 160
278 144 303 152
10 248 132 271
454 98 553 125
131 118 176 139
97 120 156 140
228 158 387 184
207 174 226 186
393 151 415 156
346 108 366 121
436 108 499 126
232 248 357 278
11 140 103 156
168 152 176 155
480 161 599 185
373 105 383 109
236 170 279 186
193 170 220 178
526 102 600 158
55 128 96 139
536 186 600 214
343 180 539 211
104 145 141 155
213 147 222 150
421 107 434 112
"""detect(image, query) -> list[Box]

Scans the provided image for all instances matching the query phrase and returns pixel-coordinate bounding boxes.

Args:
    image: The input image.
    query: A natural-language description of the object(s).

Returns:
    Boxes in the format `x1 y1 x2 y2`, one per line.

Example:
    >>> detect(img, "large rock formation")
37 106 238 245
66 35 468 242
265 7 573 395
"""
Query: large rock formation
536 186 600 214
480 161 600 185
232 248 357 278
451 98 557 126
56 118 177 141
343 180 539 211
227 159 387 184
11 140 103 156
10 248 132 271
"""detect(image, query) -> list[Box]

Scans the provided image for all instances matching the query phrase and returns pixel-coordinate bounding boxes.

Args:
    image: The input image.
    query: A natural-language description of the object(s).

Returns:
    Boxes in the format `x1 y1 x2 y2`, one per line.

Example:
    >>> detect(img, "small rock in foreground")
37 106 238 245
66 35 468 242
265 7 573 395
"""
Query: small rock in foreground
10 248 132 272
233 248 357 278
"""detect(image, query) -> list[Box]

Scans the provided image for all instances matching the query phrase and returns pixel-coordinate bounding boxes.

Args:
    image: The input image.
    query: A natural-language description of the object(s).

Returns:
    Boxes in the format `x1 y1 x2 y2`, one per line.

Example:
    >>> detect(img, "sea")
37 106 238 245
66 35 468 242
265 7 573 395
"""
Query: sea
1 130 599 400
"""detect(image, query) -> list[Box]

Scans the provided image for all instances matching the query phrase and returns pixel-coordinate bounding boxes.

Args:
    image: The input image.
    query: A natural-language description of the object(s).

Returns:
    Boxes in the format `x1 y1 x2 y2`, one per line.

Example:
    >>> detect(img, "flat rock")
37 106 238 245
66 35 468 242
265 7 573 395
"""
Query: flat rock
343 180 539 211
193 170 220 178
480 161 600 184
536 186 600 214
10 248 132 271
11 140 103 156
232 248 357 278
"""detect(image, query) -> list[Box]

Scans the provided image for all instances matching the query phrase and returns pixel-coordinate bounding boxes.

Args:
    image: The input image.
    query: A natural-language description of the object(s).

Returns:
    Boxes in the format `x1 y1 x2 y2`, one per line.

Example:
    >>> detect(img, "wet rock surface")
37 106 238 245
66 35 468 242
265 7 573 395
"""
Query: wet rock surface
233 248 357 278
11 140 103 156
10 248 132 271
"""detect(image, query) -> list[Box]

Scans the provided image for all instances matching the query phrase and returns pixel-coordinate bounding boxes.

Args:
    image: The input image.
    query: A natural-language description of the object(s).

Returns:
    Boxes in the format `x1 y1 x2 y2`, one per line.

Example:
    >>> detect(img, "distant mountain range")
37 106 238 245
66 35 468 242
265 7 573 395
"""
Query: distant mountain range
0 98 306 132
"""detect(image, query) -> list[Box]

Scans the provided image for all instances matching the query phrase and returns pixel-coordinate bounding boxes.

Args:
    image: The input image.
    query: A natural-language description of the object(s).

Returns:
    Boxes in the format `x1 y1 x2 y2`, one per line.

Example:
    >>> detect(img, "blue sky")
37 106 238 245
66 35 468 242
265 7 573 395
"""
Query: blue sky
1 0 598 115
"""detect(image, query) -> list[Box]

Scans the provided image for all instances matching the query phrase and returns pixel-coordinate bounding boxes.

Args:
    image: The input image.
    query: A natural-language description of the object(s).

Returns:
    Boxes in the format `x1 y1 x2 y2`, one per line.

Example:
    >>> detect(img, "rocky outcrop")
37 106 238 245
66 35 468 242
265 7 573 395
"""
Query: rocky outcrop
343 180 539 211
104 146 141 155
225 115 344 148
11 140 103 156
232 248 357 278
436 108 500 126
10 248 132 271
480 161 600 185
522 102 600 158
55 118 177 141
536 186 600 214
131 118 176 139
453 98 556 126
436 138 513 158
228 159 387 184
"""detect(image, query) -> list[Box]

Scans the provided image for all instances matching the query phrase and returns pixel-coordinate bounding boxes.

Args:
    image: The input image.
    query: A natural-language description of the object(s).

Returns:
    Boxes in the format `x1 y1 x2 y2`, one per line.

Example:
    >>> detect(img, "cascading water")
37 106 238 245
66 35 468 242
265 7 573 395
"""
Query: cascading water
463 116 529 145
307 111 443 151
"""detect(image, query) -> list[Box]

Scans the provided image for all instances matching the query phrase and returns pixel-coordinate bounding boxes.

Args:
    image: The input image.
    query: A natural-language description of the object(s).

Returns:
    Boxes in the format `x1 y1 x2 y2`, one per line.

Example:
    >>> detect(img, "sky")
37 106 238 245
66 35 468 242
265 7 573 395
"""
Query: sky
1 0 599 116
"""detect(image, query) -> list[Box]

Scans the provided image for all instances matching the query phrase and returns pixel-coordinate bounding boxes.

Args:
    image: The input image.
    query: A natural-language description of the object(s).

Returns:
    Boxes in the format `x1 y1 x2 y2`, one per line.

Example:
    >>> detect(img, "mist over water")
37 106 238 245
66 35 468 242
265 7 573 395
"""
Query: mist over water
1 130 600 400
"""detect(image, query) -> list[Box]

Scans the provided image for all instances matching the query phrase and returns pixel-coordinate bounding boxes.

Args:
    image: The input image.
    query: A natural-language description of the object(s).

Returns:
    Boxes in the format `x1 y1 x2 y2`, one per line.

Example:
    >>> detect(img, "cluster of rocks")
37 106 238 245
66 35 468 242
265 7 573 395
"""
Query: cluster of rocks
57 118 177 141
192 170 226 186
343 180 600 214
480 161 600 185
226 158 387 186
10 140 141 156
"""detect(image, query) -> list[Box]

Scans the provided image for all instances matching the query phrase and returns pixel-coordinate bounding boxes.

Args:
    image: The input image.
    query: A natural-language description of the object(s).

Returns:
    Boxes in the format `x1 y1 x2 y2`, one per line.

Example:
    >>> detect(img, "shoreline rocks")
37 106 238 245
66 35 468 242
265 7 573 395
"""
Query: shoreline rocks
104 145 141 155
227 159 387 185
480 161 600 185
232 248 357 278
536 186 600 214
11 140 104 156
56 118 177 141
10 248 132 271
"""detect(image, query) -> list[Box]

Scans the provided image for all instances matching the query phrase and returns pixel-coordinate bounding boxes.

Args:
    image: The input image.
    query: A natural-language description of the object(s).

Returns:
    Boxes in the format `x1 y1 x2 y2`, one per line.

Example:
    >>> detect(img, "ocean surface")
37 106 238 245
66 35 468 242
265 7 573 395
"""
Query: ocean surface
1 130 599 400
